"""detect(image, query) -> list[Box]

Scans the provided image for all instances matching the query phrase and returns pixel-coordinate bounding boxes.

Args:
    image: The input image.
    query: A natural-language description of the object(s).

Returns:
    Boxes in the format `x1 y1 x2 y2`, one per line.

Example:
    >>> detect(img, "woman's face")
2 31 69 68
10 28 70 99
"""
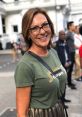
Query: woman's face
29 13 52 49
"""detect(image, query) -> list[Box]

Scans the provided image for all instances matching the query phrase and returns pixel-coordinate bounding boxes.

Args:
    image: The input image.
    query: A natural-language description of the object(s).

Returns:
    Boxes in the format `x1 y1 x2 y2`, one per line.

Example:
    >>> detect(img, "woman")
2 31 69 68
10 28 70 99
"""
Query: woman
14 7 67 117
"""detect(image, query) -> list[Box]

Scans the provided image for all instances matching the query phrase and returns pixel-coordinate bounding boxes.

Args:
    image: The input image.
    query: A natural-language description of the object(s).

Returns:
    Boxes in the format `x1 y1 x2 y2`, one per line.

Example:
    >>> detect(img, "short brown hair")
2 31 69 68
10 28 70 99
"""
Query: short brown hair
22 7 55 49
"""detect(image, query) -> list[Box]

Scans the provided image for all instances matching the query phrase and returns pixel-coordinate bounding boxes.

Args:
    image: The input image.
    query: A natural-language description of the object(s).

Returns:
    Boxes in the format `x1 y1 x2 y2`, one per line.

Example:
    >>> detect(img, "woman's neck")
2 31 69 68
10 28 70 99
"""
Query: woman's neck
28 46 48 57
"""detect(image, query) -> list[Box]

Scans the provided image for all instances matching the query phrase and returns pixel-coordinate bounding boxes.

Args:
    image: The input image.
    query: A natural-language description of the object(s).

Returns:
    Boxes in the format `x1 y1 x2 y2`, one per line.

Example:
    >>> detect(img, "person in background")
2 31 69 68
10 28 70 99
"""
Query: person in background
14 7 67 117
66 21 76 89
17 33 27 55
12 41 19 62
79 45 82 68
79 25 82 80
79 45 82 81
55 30 71 105
74 25 82 81
55 30 71 70
10 33 20 63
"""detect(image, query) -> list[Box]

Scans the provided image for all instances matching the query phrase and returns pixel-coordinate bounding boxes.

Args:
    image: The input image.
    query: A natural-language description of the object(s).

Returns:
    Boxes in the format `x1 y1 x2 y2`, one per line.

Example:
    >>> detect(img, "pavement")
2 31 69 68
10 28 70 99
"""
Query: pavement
66 80 82 117
0 49 82 117
0 49 13 54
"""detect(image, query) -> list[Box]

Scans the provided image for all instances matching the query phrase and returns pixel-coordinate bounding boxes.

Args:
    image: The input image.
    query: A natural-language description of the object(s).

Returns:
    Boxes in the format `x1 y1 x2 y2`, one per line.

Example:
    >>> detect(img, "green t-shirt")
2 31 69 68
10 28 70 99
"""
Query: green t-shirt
14 48 67 109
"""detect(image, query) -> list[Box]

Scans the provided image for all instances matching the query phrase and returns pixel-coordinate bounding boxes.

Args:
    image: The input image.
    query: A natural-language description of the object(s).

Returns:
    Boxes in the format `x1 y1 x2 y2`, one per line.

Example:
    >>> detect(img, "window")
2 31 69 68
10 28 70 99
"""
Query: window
13 25 18 32
2 18 5 25
2 17 6 33
3 26 6 33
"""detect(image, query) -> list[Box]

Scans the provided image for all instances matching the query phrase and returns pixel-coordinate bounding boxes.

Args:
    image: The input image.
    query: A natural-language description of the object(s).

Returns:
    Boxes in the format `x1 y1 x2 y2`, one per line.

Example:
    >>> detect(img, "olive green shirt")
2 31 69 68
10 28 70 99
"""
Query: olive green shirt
14 48 67 109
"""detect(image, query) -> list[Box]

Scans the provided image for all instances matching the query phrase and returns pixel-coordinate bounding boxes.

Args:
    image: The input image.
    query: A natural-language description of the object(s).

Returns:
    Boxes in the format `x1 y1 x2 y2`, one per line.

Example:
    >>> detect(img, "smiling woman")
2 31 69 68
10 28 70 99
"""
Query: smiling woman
27 13 52 51
14 7 67 117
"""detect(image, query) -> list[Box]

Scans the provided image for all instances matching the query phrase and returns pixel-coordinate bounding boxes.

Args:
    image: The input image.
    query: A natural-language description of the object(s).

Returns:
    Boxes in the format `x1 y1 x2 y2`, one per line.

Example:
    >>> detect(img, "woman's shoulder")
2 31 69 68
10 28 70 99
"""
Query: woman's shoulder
50 48 57 55
17 52 34 66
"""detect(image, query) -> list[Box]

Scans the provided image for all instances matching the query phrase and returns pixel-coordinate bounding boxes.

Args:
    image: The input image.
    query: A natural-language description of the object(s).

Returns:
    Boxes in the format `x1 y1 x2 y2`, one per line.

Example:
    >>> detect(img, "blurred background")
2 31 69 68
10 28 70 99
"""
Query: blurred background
0 0 82 50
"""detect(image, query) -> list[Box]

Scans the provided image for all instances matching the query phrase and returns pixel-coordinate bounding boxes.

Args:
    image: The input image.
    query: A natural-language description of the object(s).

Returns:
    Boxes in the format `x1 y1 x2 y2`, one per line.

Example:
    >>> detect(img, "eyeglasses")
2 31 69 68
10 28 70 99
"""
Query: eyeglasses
29 22 50 34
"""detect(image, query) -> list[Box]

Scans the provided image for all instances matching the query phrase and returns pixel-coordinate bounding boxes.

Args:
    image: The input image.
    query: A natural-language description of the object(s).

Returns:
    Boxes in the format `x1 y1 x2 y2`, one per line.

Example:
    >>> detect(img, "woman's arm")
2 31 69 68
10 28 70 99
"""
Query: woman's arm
16 87 31 117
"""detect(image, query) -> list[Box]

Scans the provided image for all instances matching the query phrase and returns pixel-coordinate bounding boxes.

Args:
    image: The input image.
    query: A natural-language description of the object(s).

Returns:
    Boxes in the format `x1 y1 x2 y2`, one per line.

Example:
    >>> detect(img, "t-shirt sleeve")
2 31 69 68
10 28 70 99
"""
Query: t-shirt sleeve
14 62 35 87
